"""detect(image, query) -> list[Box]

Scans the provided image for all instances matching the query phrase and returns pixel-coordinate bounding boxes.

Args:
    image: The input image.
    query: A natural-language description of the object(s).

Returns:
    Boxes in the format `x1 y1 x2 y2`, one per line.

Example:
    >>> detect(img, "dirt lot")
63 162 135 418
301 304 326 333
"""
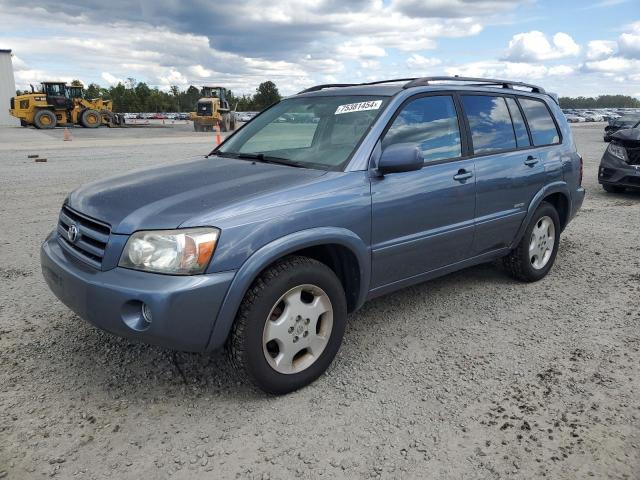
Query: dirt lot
0 122 638 479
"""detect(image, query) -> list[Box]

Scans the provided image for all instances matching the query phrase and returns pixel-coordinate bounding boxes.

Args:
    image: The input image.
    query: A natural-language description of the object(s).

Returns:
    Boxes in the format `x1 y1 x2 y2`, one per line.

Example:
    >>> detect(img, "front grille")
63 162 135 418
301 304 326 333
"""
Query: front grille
57 206 110 268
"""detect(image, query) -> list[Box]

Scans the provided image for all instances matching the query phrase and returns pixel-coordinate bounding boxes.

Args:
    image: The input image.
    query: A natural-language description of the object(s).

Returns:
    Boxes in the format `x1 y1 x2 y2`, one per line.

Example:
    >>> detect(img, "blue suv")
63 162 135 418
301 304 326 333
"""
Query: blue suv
41 77 585 394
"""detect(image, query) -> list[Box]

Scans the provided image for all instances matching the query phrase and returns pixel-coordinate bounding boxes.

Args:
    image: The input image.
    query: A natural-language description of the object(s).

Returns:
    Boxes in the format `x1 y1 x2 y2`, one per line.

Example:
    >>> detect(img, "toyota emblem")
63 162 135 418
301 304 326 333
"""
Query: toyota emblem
67 224 79 243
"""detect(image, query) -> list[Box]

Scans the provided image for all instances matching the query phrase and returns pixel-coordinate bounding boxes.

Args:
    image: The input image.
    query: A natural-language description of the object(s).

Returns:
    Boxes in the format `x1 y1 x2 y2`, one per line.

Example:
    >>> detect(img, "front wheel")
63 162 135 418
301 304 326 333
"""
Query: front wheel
81 109 101 128
227 256 347 394
503 202 560 282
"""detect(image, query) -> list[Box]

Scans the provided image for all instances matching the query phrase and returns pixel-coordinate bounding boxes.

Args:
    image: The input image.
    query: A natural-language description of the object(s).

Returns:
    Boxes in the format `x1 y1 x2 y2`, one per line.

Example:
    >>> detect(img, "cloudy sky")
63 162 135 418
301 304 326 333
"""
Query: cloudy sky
1 0 639 97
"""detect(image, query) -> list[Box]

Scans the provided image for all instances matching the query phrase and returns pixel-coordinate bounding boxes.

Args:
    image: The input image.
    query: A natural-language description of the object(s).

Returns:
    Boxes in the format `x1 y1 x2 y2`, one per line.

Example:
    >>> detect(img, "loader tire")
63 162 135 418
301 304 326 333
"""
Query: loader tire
81 109 101 128
34 110 57 129
230 114 237 131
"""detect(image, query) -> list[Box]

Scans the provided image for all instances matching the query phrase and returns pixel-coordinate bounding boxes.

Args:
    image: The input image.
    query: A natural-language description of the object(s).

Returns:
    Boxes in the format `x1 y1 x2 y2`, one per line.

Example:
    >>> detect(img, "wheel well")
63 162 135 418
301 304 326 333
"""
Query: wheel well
543 192 569 230
285 244 361 313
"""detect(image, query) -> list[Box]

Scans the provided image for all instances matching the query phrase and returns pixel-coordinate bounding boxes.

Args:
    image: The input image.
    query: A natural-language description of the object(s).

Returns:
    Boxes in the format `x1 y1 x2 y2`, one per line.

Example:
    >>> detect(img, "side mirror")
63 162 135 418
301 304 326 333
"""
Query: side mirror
378 143 424 174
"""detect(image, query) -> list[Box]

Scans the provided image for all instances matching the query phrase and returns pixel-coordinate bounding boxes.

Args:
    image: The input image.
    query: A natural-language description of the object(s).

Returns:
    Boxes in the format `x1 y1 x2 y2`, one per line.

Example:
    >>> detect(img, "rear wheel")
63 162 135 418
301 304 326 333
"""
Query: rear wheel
503 202 560 282
81 109 101 128
34 110 57 129
230 114 237 131
602 184 625 193
227 256 347 394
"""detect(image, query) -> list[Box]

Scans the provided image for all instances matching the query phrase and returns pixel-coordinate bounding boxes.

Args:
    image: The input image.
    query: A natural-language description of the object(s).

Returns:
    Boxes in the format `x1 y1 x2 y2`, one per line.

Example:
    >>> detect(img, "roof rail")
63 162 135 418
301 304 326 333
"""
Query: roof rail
298 76 546 95
402 76 546 93
298 78 417 94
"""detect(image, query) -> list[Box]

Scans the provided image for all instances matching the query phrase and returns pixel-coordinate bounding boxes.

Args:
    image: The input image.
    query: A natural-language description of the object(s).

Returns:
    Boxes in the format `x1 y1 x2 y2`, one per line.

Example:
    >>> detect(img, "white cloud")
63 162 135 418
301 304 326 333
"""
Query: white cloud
586 40 617 60
406 54 441 70
584 57 640 73
618 21 640 59
504 31 580 61
101 72 124 85
446 61 576 80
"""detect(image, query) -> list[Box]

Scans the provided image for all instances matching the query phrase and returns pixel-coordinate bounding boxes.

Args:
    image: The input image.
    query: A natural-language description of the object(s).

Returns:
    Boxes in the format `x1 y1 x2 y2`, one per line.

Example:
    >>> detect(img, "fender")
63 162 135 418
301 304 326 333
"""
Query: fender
205 227 371 351
511 181 571 248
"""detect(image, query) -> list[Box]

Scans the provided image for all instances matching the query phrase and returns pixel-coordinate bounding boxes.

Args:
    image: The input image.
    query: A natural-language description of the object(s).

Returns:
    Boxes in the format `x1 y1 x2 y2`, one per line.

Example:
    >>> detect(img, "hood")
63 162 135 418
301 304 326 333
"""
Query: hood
68 156 327 234
611 128 640 143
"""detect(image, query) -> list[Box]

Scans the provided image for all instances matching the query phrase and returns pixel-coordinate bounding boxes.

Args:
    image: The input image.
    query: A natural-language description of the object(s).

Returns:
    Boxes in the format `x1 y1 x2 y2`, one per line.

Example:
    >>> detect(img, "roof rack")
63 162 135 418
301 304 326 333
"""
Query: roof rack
298 78 418 94
402 76 545 93
298 76 545 95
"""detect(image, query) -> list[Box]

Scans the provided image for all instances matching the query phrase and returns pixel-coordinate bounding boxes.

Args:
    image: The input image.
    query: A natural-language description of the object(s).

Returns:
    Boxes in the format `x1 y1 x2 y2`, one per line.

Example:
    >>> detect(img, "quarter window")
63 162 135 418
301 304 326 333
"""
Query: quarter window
461 95 516 154
382 96 461 163
505 97 531 147
518 98 560 146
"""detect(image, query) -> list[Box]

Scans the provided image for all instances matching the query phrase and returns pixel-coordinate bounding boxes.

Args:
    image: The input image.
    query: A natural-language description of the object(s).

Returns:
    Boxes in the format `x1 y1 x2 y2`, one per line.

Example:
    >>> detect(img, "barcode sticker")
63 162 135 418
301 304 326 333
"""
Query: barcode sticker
335 100 383 115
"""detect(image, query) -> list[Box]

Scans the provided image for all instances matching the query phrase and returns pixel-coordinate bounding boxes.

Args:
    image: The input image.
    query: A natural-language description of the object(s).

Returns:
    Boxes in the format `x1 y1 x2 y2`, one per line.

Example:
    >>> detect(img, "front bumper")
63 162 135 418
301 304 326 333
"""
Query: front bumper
598 151 640 189
41 231 235 352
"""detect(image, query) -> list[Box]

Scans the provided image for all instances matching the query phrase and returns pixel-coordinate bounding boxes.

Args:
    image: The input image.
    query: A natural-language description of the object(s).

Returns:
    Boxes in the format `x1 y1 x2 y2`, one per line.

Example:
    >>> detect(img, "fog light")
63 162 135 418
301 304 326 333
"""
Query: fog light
141 303 153 325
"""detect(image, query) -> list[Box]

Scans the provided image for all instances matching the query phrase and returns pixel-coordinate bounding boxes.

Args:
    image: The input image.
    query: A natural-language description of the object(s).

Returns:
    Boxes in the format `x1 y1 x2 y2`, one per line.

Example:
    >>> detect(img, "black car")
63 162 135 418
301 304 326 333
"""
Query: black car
604 114 640 142
599 128 640 193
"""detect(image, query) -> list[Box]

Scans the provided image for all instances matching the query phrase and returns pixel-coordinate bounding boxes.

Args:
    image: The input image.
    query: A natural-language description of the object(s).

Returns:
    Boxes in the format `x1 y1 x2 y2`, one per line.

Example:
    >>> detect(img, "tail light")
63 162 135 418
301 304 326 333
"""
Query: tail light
578 155 583 186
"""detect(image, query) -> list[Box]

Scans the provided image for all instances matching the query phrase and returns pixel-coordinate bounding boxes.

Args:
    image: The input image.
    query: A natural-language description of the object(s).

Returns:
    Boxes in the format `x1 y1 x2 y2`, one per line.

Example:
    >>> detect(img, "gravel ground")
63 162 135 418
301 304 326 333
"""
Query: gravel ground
0 122 638 479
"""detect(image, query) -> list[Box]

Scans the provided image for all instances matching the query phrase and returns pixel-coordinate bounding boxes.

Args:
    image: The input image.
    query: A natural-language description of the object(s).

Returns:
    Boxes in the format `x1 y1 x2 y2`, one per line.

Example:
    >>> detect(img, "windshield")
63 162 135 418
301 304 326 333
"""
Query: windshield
217 95 388 170
616 115 640 126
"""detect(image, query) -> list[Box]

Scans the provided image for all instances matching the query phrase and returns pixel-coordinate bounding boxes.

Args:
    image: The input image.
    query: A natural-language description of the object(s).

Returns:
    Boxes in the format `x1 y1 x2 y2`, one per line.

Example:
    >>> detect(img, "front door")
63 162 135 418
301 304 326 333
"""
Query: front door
370 94 476 289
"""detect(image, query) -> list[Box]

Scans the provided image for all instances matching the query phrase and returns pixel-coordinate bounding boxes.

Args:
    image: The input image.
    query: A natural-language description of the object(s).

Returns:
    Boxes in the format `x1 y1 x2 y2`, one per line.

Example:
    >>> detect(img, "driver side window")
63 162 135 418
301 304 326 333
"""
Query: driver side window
382 95 462 163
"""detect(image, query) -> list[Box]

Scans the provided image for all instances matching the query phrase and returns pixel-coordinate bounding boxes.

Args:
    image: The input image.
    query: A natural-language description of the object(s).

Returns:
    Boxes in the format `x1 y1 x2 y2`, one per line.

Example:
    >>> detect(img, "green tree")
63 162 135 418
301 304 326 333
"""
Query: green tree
253 81 281 110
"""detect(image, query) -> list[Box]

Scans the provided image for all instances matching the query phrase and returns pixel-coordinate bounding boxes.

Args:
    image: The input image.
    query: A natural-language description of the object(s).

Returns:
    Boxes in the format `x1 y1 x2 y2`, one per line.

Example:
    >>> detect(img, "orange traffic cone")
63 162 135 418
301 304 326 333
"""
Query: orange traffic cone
63 127 72 141
215 122 221 145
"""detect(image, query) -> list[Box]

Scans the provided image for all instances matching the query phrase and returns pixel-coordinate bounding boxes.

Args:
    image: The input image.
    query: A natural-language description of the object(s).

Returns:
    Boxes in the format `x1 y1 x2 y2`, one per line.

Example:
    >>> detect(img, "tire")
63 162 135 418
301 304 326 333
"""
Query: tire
193 122 200 132
20 119 28 127
230 114 237 131
227 255 347 394
33 110 57 129
602 184 625 193
81 109 101 128
503 202 560 282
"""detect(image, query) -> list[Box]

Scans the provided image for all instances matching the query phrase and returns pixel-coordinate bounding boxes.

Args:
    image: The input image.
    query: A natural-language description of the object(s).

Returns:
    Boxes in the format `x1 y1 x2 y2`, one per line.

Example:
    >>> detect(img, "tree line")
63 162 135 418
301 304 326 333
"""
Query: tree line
17 79 282 113
559 95 640 109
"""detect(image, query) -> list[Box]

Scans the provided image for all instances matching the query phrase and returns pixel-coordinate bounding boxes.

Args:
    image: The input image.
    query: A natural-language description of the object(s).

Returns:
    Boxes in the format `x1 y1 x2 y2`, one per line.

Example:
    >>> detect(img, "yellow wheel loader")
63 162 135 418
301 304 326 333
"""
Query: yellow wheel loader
9 82 125 129
190 86 236 132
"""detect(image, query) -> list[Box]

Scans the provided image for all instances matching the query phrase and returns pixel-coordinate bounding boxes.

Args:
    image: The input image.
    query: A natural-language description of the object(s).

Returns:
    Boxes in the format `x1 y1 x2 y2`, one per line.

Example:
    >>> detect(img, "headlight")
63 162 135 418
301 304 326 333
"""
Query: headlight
119 227 220 275
607 142 628 161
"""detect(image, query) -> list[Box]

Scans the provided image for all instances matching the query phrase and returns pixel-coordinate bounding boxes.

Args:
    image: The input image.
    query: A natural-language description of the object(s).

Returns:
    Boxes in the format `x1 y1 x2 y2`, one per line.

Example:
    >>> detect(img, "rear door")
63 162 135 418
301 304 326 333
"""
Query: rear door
370 94 476 289
460 94 547 254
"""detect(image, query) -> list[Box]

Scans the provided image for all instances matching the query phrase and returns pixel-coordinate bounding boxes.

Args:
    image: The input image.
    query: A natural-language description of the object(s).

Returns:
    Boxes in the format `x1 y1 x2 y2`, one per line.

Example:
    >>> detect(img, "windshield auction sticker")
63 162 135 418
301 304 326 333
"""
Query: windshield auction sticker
335 100 383 115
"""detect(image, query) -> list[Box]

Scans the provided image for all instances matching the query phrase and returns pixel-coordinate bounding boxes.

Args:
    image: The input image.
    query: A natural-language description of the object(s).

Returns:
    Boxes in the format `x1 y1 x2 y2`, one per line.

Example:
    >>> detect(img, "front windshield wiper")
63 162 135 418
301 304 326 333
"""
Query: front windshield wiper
213 151 306 168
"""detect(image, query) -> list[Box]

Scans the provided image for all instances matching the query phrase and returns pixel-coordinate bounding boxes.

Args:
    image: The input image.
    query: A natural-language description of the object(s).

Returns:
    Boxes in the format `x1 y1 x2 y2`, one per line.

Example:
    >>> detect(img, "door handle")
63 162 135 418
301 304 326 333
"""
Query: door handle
524 155 539 166
453 169 473 182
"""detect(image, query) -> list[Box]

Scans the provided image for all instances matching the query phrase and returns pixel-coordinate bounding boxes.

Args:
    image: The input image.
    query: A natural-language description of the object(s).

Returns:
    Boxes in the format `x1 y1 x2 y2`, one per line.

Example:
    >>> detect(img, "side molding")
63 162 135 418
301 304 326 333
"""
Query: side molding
205 227 370 351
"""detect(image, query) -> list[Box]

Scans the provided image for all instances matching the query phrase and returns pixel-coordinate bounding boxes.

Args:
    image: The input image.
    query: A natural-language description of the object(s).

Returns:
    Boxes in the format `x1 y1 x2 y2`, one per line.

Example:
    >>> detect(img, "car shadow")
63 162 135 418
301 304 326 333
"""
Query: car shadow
41 259 527 400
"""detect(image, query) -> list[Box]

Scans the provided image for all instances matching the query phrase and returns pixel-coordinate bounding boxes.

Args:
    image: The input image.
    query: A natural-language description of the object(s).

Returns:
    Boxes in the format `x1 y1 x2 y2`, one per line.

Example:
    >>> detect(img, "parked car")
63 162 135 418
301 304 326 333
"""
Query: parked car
580 111 604 122
565 114 586 123
599 128 640 192
604 114 640 142
41 76 585 394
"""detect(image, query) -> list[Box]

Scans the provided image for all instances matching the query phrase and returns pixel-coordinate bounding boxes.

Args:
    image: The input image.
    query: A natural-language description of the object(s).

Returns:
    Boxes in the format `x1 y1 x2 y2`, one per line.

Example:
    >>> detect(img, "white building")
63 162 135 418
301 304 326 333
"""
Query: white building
0 49 18 126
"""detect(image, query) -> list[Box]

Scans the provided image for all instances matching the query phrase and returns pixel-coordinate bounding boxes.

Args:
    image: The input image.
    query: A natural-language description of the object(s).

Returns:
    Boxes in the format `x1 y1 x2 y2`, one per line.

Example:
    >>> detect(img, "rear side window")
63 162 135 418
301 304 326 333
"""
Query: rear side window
383 95 461 163
505 97 531 147
461 95 516 154
518 98 560 146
